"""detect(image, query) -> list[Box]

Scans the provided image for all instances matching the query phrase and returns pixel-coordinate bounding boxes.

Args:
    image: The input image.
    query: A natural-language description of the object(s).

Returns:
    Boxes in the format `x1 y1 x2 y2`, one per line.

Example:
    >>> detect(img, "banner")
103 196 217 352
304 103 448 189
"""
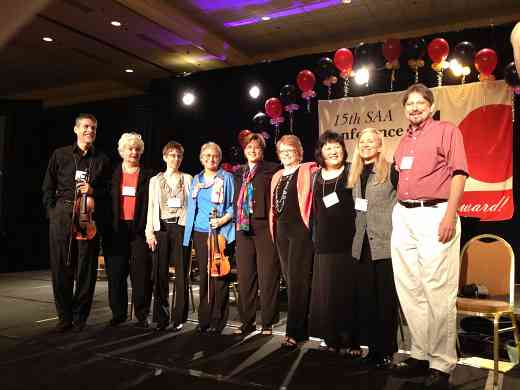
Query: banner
318 80 513 221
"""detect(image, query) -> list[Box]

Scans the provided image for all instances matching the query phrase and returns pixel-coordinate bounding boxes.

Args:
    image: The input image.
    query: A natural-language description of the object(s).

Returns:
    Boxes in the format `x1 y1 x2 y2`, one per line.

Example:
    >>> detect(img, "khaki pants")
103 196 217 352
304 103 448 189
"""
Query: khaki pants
391 202 460 374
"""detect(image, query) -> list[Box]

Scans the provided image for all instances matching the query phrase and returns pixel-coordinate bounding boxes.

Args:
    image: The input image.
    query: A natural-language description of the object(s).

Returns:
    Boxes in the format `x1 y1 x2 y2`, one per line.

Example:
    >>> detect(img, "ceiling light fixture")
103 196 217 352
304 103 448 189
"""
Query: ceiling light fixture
125 68 134 73
249 85 261 99
42 36 54 42
261 16 271 21
354 67 370 85
342 0 352 4
111 21 122 27
182 91 196 106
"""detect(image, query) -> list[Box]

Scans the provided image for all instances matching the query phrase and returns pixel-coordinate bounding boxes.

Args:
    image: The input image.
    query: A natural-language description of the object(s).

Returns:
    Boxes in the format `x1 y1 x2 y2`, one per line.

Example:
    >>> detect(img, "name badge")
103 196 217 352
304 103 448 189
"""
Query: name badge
355 198 368 212
167 197 182 208
323 192 339 208
75 170 88 182
122 186 136 196
400 156 414 170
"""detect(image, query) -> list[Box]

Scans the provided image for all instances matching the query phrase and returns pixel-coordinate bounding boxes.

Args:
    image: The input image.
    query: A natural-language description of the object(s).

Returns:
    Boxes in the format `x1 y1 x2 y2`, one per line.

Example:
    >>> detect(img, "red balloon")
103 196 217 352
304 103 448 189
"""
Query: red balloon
475 48 498 76
296 70 316 93
265 98 283 119
333 48 354 73
382 39 401 62
427 38 449 64
238 129 252 148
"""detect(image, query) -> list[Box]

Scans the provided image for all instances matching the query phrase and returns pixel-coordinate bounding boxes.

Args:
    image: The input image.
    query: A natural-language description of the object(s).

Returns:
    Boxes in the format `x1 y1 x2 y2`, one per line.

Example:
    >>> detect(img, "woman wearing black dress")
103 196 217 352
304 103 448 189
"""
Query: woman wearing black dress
309 130 356 353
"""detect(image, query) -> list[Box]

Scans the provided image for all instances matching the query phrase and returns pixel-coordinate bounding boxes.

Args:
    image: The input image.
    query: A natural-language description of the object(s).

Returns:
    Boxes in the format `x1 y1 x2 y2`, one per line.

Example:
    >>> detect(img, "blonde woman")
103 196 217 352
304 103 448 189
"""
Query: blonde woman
146 141 192 331
104 132 154 328
347 128 398 368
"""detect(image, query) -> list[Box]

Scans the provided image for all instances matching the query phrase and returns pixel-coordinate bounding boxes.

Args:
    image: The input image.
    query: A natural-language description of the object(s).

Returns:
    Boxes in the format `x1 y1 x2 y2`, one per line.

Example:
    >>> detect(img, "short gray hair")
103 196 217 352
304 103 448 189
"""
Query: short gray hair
199 142 222 161
118 132 144 158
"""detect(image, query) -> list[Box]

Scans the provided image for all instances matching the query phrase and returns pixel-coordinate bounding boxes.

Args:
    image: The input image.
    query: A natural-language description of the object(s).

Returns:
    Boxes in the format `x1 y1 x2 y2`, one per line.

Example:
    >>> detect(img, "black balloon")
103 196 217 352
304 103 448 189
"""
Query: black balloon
280 84 298 106
354 43 372 65
454 41 476 64
315 57 337 81
504 62 520 87
406 38 426 59
252 112 270 132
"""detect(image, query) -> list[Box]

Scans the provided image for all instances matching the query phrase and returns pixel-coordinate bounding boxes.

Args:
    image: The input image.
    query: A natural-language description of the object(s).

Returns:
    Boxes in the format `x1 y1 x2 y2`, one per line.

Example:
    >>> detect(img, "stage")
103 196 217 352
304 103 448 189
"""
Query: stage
0 271 516 389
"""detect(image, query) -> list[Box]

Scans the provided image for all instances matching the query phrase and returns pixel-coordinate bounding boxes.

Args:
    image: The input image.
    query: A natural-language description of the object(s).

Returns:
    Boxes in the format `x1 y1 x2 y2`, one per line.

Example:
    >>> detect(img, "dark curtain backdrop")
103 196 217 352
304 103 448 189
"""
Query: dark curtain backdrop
0 22 518 273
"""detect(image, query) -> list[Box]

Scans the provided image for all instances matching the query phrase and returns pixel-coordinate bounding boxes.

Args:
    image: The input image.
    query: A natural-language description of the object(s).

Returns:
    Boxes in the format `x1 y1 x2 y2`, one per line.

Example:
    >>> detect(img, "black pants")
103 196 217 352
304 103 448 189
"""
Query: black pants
192 231 230 331
104 221 152 322
236 219 280 328
310 252 355 349
275 221 314 342
351 238 398 357
154 222 188 326
48 201 99 324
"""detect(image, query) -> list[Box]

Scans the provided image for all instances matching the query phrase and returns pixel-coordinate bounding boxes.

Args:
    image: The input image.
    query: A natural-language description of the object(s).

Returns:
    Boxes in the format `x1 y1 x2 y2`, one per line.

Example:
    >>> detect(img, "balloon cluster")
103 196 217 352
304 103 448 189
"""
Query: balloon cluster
296 69 316 111
383 39 401 91
407 38 426 83
427 38 449 86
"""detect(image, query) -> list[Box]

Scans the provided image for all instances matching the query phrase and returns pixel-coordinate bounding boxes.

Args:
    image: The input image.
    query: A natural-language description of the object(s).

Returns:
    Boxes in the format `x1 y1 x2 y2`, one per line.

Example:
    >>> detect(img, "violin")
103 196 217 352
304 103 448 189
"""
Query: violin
207 208 231 277
72 181 97 241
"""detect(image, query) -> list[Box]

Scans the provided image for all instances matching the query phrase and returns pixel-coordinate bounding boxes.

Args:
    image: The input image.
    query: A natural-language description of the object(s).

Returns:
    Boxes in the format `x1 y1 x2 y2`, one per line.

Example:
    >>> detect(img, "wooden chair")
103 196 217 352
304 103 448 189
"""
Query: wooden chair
457 234 520 387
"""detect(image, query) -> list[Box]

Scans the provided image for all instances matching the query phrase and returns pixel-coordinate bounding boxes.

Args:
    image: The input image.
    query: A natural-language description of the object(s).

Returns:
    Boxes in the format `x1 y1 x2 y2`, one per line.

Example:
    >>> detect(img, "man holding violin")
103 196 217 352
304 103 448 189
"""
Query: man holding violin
42 113 111 332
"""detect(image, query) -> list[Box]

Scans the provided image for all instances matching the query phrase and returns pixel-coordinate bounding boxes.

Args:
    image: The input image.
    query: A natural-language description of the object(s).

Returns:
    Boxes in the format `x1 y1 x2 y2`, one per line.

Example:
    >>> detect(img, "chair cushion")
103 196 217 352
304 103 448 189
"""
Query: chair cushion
457 297 511 313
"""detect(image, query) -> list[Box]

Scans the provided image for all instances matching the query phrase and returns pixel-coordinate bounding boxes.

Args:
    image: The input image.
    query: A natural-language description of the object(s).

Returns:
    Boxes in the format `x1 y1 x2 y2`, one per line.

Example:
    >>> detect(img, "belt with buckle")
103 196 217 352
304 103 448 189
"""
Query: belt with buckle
162 217 179 224
398 199 446 208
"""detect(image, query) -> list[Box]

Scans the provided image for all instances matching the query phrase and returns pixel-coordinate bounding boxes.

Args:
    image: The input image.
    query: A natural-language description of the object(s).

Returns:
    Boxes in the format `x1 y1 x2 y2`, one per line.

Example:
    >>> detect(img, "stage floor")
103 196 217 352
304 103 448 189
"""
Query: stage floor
0 271 514 389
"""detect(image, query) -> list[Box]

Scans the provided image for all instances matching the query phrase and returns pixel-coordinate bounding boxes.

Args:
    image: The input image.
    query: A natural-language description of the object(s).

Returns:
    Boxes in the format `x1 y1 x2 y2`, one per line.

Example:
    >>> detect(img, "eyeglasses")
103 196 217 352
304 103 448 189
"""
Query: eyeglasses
202 154 220 160
405 100 429 109
279 149 297 155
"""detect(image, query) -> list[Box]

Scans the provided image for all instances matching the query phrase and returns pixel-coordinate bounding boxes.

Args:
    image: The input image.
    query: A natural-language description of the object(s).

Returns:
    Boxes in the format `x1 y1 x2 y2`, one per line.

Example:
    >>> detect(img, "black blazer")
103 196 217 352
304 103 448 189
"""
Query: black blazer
234 161 280 220
110 165 154 234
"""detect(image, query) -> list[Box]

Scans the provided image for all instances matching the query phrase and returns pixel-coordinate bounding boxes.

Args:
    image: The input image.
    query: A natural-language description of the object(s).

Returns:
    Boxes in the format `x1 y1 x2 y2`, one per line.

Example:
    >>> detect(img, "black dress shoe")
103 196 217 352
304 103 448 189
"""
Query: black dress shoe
392 357 429 377
134 319 150 328
108 317 126 327
171 323 184 332
233 324 256 335
207 327 221 335
55 320 73 333
424 369 450 389
361 352 393 369
155 321 169 331
72 322 86 333
196 325 210 333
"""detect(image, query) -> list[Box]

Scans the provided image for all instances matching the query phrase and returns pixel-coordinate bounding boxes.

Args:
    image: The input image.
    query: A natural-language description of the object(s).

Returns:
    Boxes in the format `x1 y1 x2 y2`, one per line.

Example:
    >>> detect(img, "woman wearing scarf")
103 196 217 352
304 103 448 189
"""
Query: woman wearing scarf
270 135 318 349
183 142 235 334
145 141 192 331
234 133 280 335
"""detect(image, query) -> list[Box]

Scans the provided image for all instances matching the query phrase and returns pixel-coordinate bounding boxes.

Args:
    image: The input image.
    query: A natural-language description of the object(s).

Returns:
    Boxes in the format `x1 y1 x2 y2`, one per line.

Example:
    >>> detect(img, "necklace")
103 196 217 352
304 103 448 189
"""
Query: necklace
275 172 295 214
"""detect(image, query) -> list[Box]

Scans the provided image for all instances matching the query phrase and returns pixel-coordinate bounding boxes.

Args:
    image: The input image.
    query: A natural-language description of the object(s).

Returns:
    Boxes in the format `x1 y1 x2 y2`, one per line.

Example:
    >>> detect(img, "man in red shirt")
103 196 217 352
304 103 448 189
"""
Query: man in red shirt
391 84 468 390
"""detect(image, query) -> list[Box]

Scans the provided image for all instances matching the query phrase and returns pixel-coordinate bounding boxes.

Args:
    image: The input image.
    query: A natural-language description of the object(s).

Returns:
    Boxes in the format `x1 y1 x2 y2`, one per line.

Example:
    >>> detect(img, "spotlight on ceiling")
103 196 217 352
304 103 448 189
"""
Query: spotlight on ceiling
249 85 261 99
42 36 54 42
182 91 196 106
124 68 134 73
261 16 271 21
111 20 122 27
342 0 352 3
354 67 370 85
